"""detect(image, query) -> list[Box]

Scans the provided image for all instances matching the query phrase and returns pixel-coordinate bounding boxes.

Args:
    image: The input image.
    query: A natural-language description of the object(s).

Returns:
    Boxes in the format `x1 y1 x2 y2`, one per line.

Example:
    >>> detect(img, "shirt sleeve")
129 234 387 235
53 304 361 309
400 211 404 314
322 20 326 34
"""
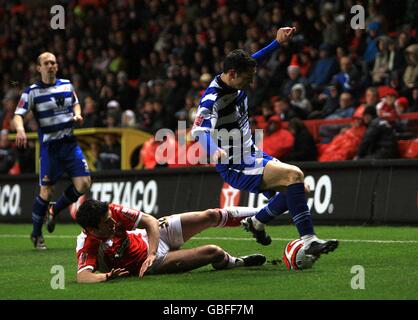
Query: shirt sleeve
14 87 33 117
77 236 101 273
109 203 143 230
190 96 220 157
251 40 280 65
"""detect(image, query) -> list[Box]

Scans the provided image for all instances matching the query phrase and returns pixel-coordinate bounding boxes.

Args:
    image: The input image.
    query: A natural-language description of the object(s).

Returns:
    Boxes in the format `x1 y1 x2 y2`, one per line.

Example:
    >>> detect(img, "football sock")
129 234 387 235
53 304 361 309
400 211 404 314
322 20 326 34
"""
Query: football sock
301 234 319 244
216 207 258 227
286 183 315 237
32 196 48 237
255 192 288 224
53 184 83 215
212 253 243 269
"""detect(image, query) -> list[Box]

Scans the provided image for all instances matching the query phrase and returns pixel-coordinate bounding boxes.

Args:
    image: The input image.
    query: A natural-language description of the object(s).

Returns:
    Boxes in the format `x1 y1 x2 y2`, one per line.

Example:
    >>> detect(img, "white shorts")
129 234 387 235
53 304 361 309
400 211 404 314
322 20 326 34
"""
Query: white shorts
136 215 184 273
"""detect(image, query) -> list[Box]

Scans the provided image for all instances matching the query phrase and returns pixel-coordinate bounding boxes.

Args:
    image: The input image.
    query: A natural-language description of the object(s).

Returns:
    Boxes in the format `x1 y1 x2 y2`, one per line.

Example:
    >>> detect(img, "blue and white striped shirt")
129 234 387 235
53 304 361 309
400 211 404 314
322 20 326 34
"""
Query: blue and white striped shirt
15 78 79 144
191 40 280 163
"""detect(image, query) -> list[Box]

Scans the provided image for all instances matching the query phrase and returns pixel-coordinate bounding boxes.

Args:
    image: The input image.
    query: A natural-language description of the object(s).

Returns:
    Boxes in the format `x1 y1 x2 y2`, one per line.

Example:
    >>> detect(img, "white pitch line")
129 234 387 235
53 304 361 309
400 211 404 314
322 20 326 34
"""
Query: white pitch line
193 237 418 244
0 234 417 244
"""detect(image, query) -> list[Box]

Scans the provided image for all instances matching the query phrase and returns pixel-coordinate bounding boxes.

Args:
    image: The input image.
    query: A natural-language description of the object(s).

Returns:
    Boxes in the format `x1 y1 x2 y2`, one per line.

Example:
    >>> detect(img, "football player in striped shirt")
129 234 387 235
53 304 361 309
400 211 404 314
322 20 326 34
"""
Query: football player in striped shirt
13 52 91 250
191 28 338 259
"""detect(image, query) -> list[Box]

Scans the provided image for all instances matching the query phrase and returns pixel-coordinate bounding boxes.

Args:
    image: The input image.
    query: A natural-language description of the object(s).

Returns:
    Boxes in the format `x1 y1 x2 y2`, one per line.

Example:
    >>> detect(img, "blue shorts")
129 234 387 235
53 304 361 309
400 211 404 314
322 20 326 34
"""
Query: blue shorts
39 137 90 186
215 151 277 194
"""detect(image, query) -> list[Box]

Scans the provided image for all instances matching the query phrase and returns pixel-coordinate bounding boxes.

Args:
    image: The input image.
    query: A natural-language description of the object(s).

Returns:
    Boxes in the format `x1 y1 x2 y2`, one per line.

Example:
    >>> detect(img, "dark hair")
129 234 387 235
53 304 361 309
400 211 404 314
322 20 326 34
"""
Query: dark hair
363 105 377 118
76 199 109 229
222 49 256 74
289 117 308 134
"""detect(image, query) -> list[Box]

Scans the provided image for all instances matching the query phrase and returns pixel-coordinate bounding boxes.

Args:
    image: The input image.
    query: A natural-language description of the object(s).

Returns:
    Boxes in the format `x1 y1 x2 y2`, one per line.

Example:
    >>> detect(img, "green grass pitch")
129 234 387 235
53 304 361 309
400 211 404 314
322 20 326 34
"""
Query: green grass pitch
0 224 417 300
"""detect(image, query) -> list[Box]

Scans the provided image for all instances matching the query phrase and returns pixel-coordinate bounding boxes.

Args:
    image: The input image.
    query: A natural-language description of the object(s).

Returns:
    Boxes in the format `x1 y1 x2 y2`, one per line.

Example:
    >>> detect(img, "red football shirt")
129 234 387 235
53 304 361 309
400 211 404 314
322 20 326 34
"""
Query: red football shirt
76 203 149 276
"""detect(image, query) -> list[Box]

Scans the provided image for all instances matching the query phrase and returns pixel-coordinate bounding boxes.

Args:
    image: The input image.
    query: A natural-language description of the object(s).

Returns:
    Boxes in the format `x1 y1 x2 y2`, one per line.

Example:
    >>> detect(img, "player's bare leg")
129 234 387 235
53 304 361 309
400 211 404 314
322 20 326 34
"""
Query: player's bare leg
46 176 91 233
72 176 92 194
152 245 265 274
178 207 258 243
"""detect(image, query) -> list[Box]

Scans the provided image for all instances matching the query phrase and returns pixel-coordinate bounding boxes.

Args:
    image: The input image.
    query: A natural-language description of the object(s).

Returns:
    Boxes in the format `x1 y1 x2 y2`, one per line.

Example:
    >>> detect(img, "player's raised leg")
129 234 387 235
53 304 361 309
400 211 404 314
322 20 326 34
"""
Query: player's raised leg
247 160 338 257
178 207 259 242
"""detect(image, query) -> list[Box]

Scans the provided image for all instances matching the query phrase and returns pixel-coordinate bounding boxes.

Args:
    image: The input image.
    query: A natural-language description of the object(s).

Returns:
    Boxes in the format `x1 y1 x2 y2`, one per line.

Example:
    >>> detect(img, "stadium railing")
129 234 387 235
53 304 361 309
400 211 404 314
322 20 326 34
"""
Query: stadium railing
8 128 152 173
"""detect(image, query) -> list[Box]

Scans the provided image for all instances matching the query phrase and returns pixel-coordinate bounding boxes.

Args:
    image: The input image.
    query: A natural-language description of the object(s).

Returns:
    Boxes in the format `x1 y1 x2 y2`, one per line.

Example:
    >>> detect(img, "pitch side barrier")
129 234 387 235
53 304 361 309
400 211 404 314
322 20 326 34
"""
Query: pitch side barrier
0 159 417 224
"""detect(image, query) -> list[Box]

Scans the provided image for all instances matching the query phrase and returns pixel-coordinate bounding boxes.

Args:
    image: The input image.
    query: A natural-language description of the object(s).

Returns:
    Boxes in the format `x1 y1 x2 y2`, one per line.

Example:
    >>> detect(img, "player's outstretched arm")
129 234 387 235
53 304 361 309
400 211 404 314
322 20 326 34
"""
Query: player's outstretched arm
137 214 160 277
251 27 295 64
77 268 129 283
13 114 27 148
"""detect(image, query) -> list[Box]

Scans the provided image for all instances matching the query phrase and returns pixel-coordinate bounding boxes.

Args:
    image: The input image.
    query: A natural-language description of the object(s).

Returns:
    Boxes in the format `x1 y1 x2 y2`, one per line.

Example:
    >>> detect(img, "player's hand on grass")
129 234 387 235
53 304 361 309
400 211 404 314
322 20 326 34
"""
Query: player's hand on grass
16 129 27 148
73 114 84 124
106 268 129 281
276 27 296 43
139 253 157 278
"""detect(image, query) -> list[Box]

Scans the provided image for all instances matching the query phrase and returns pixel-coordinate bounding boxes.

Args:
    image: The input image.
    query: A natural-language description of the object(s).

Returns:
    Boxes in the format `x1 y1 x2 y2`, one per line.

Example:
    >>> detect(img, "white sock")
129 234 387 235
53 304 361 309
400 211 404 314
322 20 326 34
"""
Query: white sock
226 254 244 269
225 206 258 218
251 216 265 231
301 234 318 245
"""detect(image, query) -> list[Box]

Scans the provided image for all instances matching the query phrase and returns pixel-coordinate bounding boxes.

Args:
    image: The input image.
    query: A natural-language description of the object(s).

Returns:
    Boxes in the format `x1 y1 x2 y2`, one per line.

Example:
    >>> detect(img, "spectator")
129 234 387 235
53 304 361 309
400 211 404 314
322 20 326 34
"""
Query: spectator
121 109 138 129
363 21 381 65
410 84 418 112
371 36 394 85
289 83 311 118
403 44 418 90
280 64 308 98
105 100 121 128
273 97 306 121
319 106 367 162
261 116 294 160
0 129 17 174
394 97 410 115
325 92 355 120
356 106 399 159
332 56 361 94
376 88 399 120
81 96 103 128
308 43 339 90
115 71 137 110
94 134 121 170
319 92 355 143
283 118 317 161
1 94 17 130
309 81 342 119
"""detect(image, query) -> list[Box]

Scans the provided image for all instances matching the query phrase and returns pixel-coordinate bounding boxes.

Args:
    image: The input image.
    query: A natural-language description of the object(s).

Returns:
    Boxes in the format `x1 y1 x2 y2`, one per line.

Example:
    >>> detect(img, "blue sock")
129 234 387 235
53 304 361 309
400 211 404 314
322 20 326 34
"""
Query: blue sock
53 184 83 215
286 183 315 237
32 196 48 237
255 192 288 224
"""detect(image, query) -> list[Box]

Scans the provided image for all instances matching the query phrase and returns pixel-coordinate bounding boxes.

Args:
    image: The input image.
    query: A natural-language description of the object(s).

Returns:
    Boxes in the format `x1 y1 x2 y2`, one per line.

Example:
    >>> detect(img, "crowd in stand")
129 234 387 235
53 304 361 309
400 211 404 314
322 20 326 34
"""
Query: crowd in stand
1 0 418 173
